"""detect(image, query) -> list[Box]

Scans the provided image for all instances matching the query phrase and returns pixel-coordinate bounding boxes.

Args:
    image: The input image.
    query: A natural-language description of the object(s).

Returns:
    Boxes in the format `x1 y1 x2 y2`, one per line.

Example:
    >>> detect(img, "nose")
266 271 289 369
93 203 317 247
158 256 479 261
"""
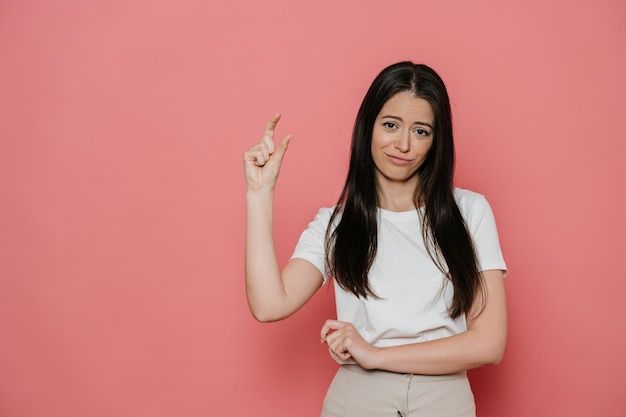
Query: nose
395 130 410 152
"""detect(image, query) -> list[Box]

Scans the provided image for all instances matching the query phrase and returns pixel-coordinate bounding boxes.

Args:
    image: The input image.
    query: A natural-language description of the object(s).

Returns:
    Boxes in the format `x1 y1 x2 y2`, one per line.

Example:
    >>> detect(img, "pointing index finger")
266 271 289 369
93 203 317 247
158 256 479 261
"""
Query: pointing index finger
262 112 281 153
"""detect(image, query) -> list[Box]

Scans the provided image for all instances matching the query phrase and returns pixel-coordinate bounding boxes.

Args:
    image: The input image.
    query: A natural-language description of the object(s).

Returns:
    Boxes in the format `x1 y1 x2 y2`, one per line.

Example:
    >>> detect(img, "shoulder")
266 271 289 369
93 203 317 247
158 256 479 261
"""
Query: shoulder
315 206 336 217
301 206 338 235
310 206 336 224
453 187 494 221
454 187 488 209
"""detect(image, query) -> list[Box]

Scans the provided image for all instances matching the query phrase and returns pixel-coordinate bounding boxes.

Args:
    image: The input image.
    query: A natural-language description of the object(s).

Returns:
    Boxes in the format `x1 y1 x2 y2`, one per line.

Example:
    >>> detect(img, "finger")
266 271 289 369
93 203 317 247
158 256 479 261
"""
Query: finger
329 347 352 361
255 151 266 166
243 147 266 167
262 112 281 153
327 331 345 353
328 349 345 362
320 319 336 342
260 143 270 162
328 334 353 361
339 351 352 360
272 133 293 163
324 327 341 346
320 319 345 343
243 148 261 166
244 142 272 165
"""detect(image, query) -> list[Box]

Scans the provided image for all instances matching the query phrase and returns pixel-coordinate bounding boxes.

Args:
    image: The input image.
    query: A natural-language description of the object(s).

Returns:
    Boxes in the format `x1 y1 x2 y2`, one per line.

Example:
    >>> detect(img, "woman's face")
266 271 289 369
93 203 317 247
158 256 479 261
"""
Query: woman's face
371 90 435 190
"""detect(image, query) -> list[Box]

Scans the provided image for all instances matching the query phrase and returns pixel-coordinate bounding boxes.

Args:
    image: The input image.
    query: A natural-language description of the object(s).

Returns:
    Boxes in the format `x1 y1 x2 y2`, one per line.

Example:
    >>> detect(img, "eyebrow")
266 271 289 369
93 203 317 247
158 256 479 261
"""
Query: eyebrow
381 115 434 130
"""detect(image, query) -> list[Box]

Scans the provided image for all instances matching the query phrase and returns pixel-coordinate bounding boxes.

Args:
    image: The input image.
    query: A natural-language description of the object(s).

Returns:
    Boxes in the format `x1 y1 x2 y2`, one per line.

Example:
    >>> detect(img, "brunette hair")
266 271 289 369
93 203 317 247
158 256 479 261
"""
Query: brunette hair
325 61 483 318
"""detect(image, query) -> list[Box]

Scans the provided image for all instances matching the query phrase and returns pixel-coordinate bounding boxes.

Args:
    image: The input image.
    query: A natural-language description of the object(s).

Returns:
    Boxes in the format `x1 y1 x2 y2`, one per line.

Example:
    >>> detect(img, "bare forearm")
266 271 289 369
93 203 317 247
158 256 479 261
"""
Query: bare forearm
370 328 506 375
245 189 285 321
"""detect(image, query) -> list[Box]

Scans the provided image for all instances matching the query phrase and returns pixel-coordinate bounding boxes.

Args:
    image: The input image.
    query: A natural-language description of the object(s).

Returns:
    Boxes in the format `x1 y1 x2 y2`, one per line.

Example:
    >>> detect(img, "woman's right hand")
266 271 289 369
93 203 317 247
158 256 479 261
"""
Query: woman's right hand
243 113 293 191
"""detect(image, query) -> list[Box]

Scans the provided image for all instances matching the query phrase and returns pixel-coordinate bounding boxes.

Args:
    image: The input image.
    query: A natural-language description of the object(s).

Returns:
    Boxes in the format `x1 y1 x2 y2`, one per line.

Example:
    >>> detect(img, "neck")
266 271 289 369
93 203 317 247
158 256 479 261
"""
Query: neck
376 178 419 212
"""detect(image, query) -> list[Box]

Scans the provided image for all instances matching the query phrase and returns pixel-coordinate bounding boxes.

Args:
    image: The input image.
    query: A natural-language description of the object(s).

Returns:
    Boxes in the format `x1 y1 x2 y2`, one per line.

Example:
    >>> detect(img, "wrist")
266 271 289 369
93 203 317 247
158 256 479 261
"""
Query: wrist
246 187 274 199
362 345 384 370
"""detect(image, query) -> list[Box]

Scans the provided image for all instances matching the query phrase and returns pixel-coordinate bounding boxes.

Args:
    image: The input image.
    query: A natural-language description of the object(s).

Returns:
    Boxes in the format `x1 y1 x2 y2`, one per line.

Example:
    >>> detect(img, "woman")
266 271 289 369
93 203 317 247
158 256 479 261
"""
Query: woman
243 62 507 417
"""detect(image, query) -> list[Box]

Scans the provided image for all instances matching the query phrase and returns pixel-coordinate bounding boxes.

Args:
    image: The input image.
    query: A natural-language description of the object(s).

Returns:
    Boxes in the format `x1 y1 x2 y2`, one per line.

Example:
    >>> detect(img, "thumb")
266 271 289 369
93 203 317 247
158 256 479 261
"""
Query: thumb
273 133 293 163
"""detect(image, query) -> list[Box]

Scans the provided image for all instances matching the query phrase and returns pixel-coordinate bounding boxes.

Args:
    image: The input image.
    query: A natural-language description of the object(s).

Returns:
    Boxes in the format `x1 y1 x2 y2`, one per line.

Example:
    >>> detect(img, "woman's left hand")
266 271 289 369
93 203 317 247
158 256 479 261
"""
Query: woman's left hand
320 320 380 369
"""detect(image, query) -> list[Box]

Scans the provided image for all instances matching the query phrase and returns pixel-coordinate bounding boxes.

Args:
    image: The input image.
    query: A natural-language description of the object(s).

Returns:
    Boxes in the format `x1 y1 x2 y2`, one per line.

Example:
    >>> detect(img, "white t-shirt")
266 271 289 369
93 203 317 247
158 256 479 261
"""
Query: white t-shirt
291 188 507 361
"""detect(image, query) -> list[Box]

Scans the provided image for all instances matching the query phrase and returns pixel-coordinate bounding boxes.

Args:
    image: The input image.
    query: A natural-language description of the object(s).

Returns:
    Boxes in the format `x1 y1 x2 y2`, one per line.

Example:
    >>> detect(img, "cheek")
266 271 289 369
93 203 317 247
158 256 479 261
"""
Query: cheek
416 142 435 167
419 139 434 155
371 127 393 148
370 133 382 149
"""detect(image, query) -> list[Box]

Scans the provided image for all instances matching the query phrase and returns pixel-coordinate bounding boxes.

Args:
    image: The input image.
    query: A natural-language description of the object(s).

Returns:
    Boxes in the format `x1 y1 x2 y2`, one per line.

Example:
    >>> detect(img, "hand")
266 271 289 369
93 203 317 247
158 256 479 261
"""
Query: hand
243 113 293 191
320 319 380 369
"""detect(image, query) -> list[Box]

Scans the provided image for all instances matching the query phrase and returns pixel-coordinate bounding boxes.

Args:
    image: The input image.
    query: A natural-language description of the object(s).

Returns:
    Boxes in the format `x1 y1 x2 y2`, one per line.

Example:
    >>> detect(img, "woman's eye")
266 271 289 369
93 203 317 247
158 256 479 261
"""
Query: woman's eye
383 122 397 129
414 128 430 136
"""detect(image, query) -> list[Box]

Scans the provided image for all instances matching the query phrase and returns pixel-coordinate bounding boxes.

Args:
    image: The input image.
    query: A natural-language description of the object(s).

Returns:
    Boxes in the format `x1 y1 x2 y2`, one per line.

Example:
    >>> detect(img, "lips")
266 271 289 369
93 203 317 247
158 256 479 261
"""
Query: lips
385 153 412 166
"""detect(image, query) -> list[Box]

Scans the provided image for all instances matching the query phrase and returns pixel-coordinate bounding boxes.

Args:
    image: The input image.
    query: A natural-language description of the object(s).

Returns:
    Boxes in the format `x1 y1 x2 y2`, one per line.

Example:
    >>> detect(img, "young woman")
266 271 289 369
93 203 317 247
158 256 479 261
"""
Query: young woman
243 62 507 417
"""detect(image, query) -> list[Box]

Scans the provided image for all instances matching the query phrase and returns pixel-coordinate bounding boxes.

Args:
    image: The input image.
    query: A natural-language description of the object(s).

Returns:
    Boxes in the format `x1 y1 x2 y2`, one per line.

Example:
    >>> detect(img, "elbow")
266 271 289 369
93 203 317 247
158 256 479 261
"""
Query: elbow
483 342 506 366
487 349 505 365
248 304 288 323
250 310 279 323
471 350 504 369
246 293 284 323
470 326 507 367
469 336 506 368
246 285 294 323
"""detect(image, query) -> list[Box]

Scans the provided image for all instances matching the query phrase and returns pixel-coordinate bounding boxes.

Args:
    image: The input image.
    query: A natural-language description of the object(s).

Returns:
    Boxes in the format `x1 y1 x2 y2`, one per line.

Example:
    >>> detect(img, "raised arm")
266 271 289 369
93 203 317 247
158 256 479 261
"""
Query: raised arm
243 114 324 322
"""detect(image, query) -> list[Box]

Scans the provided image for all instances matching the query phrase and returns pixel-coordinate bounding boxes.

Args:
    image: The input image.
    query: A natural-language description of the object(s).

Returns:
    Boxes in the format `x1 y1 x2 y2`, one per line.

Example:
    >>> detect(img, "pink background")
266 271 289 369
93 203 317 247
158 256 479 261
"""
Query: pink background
1 0 625 416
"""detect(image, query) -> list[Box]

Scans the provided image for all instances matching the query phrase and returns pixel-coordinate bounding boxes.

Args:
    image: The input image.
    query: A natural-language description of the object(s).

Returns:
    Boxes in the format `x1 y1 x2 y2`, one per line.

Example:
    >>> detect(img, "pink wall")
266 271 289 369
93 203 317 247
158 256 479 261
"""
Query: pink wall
1 0 624 416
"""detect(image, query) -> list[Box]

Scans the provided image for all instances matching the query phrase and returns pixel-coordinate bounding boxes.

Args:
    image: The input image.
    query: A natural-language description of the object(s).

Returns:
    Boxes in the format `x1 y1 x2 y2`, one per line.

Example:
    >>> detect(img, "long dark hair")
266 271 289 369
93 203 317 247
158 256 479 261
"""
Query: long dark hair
325 61 484 318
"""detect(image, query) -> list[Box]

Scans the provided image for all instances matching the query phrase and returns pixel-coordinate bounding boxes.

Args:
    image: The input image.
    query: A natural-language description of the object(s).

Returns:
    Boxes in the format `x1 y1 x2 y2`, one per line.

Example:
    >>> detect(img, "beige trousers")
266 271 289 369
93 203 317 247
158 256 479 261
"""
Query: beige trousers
320 365 476 417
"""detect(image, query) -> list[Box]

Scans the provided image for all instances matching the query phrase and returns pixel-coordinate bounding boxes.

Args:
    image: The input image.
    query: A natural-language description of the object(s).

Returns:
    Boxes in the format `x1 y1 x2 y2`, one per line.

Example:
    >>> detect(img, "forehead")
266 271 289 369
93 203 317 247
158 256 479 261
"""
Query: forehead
378 91 434 124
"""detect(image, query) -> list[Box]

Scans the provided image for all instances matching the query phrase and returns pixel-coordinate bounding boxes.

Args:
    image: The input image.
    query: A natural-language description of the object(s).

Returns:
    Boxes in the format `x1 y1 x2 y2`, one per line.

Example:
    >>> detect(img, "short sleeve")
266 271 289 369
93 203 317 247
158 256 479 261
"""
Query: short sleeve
290 207 334 283
456 190 508 276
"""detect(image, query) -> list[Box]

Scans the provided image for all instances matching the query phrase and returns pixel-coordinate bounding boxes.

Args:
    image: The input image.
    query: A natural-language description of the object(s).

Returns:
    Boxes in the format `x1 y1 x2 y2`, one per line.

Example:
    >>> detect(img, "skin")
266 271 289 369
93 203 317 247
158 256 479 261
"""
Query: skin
243 113 323 323
370 90 435 211
243 102 507 375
